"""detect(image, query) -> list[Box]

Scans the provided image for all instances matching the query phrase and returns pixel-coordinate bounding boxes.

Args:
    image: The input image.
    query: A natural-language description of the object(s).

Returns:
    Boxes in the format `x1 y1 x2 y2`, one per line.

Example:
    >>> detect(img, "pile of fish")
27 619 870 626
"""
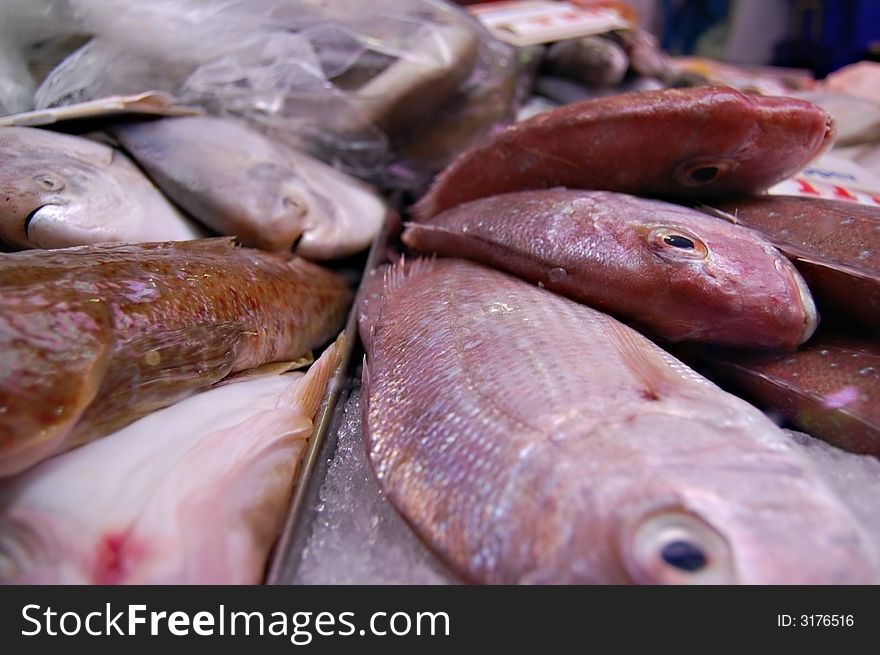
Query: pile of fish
0 238 352 583
0 119 387 257
359 84 880 584
512 23 672 115
2 2 879 586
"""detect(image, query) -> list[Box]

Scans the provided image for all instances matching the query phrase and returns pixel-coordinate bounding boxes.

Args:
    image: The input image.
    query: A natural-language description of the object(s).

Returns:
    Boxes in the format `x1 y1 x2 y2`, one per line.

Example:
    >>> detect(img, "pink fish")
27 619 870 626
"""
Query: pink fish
413 86 834 219
359 258 877 584
403 188 817 348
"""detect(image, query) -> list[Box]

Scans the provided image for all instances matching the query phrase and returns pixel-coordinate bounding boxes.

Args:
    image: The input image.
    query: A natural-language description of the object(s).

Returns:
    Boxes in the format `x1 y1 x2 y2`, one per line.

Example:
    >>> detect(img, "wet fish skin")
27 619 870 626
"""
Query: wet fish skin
112 116 386 256
0 126 204 249
705 336 880 455
610 28 669 79
412 86 835 220
544 36 629 88
351 22 479 137
0 238 352 477
360 258 877 584
0 336 343 584
403 189 817 348
705 195 880 327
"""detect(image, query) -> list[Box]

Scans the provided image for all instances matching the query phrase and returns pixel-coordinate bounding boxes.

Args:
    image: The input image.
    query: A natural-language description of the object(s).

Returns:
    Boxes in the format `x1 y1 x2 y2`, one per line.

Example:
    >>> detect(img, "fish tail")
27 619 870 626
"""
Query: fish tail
280 333 345 420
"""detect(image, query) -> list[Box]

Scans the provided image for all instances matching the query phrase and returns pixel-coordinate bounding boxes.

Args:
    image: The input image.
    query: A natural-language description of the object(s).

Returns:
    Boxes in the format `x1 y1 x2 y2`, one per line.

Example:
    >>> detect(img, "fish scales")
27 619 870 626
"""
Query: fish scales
403 189 817 348
360 258 878 584
412 86 834 220
0 238 351 476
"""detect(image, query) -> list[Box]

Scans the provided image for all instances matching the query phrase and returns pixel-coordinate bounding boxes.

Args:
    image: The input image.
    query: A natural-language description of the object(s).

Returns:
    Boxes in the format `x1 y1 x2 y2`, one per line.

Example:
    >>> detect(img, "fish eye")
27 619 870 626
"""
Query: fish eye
33 172 64 192
689 166 719 184
625 508 735 584
663 234 695 250
675 160 733 187
649 228 709 260
660 540 707 571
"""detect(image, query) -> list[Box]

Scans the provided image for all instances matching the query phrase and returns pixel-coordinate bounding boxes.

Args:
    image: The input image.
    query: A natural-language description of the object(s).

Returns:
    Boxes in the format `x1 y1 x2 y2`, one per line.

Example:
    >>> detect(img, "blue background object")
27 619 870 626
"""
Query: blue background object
659 0 880 76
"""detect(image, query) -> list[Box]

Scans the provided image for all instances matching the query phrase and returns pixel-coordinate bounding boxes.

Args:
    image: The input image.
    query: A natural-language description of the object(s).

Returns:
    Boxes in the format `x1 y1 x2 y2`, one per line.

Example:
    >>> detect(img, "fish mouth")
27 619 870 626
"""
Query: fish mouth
818 111 837 157
23 204 50 239
777 257 819 345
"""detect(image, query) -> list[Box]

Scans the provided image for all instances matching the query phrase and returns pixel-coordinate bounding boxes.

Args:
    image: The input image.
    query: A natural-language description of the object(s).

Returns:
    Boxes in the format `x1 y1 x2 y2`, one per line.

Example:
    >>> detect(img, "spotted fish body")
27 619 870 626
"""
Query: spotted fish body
0 238 351 477
359 258 877 584
706 335 880 455
412 86 835 220
705 195 880 327
403 189 817 348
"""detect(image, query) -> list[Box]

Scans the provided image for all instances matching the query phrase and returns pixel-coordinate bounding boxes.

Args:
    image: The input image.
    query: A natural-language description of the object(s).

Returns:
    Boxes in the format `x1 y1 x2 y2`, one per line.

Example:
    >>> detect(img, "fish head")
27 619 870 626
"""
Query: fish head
634 208 817 348
236 161 311 248
664 88 835 197
608 414 879 584
288 154 386 260
0 157 76 248
0 130 121 248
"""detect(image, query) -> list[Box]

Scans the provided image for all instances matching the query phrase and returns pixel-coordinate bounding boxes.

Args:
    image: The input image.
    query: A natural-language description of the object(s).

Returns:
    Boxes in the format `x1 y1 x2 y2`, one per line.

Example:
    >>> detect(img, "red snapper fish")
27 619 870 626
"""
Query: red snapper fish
412 86 835 220
403 188 817 348
705 335 880 456
358 258 877 584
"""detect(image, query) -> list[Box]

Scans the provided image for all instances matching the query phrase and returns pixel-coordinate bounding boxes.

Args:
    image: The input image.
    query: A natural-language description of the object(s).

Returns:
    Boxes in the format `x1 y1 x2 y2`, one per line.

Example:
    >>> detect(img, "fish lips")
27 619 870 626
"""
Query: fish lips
777 255 820 346
20 203 62 247
1 202 58 249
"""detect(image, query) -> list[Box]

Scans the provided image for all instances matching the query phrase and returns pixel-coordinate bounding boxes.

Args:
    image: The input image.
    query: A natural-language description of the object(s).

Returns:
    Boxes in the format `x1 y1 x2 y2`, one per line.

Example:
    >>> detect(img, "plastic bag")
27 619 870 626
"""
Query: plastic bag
31 0 516 191
0 0 84 114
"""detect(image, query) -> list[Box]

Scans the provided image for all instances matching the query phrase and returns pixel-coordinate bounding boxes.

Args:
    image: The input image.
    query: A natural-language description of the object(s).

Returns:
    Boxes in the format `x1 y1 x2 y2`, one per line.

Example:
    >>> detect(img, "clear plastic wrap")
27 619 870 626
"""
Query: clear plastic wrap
31 0 516 190
0 0 82 114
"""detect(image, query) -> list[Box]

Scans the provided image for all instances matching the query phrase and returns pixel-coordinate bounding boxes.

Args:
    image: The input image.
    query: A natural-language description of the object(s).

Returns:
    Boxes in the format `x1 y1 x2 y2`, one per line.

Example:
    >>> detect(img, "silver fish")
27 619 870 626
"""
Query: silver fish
112 116 386 256
0 126 204 249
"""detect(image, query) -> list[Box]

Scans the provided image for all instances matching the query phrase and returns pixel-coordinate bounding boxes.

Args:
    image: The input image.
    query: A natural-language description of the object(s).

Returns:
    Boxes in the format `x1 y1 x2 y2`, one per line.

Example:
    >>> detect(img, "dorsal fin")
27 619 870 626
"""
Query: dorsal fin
358 256 437 351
